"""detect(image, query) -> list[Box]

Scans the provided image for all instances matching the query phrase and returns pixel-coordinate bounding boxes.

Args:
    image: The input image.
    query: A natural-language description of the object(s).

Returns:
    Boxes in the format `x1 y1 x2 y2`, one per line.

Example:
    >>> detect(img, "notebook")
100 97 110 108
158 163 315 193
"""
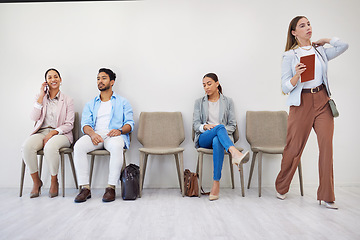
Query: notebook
300 54 315 82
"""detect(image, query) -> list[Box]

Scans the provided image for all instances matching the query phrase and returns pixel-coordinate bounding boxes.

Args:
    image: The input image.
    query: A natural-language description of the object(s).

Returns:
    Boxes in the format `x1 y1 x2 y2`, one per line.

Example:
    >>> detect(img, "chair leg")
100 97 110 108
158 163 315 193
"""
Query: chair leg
142 154 148 188
20 160 26 197
196 155 199 175
179 152 185 197
121 150 127 173
68 153 78 189
247 152 257 189
139 153 148 197
139 152 144 198
196 153 200 197
198 153 203 197
258 152 263 197
89 155 95 188
174 154 182 192
239 163 245 197
60 153 65 197
229 154 235 189
39 155 43 178
298 160 304 196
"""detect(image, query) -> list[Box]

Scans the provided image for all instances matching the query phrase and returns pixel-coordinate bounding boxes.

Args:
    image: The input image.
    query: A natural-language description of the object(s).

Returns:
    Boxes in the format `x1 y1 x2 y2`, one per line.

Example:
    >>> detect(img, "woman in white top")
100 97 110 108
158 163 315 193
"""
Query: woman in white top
275 16 348 209
193 73 249 200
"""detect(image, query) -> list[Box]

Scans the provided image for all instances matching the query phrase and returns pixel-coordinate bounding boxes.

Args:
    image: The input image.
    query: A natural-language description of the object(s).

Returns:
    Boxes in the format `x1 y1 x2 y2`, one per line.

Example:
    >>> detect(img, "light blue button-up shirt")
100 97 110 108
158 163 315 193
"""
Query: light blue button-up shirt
81 92 134 149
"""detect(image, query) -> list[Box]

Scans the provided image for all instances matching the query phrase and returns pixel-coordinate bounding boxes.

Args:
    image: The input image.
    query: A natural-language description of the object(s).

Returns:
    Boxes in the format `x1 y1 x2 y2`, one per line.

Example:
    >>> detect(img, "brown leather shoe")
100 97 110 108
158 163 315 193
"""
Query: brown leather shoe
74 188 91 203
102 187 116 202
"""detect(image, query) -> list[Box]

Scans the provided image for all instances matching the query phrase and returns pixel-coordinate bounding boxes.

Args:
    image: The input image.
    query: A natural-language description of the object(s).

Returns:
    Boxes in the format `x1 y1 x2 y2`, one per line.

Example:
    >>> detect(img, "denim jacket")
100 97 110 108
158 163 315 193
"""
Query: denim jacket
81 92 134 149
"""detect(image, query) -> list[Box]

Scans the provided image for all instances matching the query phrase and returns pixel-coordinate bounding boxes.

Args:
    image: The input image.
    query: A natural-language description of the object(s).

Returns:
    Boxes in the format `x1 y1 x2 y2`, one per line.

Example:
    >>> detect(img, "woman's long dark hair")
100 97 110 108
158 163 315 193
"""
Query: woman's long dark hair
203 73 222 94
45 68 61 80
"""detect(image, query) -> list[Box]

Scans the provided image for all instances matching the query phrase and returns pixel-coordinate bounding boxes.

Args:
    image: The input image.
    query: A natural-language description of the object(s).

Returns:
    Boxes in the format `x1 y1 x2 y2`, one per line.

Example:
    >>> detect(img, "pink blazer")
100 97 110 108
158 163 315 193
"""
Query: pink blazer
30 91 75 143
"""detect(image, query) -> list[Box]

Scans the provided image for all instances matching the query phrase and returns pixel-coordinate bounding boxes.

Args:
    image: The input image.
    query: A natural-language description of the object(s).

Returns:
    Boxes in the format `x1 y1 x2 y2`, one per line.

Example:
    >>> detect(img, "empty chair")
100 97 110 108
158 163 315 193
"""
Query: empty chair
246 111 303 197
193 125 249 197
138 112 185 197
20 112 79 197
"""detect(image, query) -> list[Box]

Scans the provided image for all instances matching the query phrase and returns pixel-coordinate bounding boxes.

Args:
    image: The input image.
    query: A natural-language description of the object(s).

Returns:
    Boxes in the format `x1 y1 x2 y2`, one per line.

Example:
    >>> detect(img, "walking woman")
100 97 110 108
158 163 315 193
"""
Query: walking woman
22 69 74 198
193 73 249 201
275 16 348 209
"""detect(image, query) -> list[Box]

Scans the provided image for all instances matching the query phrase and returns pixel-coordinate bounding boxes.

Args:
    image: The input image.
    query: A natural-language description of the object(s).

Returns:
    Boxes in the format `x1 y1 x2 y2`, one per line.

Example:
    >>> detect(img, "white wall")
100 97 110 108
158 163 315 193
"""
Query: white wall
1 0 359 190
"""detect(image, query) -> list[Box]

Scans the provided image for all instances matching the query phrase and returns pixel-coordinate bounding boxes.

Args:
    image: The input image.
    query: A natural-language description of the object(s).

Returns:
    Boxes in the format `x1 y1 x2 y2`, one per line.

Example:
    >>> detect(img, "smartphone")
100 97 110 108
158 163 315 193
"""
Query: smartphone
44 81 48 92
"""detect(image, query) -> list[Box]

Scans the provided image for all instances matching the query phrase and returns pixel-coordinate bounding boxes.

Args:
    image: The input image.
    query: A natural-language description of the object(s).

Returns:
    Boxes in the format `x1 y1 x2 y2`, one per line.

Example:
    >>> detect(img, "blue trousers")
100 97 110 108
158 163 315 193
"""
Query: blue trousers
198 125 234 181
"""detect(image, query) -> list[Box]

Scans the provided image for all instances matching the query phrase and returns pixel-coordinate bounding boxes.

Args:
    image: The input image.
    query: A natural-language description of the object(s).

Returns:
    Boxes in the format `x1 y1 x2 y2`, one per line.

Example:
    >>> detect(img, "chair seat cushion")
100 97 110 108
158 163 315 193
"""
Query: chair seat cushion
197 147 244 154
87 149 110 155
139 147 184 155
251 146 284 154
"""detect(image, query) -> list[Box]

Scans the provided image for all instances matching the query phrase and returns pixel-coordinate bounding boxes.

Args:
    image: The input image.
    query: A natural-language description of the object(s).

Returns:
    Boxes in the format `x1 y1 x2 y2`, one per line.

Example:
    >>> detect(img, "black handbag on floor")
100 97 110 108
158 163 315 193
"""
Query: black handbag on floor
120 164 140 200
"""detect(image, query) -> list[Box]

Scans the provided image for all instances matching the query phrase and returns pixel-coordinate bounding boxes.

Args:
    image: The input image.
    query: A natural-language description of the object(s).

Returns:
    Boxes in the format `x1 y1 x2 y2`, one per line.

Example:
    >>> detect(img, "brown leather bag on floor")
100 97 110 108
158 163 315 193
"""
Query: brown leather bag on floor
184 169 199 197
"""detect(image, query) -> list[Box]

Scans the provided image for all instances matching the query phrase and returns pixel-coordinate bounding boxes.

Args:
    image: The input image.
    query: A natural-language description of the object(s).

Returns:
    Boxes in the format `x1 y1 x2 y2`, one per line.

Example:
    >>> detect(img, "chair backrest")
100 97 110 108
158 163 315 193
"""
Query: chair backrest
246 111 288 147
137 112 185 148
192 124 240 143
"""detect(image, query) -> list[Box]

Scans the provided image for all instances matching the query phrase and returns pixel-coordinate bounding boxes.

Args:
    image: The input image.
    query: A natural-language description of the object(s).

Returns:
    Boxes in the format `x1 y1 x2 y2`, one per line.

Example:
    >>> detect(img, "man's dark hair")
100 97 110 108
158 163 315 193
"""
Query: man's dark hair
98 68 116 81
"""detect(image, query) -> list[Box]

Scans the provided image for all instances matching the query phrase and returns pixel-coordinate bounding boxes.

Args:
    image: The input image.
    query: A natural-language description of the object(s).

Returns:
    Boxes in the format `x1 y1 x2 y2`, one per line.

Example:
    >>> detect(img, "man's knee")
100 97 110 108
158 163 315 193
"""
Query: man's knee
106 137 125 153
74 135 92 154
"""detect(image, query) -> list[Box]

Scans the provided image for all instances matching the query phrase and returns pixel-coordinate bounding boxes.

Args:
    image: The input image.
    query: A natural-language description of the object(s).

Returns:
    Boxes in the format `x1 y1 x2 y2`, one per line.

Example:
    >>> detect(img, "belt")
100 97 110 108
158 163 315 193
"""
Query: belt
302 84 325 93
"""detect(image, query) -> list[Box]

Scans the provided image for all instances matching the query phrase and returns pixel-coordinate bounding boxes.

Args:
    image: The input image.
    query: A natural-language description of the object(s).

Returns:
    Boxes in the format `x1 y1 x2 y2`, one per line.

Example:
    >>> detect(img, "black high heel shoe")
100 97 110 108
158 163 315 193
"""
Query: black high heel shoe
30 180 43 198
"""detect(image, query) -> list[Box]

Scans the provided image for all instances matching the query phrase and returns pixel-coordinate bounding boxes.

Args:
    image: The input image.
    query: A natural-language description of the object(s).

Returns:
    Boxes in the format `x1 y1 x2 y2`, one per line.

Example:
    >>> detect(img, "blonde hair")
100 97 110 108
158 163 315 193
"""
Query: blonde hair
285 16 307 51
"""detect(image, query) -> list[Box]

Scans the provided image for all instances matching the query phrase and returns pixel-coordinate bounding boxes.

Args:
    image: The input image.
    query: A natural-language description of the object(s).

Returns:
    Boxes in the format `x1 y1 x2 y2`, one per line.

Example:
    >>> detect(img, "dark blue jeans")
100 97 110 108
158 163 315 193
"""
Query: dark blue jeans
198 124 234 181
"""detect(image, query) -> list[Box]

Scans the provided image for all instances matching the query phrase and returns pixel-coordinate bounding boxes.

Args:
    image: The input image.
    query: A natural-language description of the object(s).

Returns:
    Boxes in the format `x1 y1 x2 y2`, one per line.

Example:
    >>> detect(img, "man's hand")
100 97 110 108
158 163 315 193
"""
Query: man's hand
107 129 122 137
90 133 104 145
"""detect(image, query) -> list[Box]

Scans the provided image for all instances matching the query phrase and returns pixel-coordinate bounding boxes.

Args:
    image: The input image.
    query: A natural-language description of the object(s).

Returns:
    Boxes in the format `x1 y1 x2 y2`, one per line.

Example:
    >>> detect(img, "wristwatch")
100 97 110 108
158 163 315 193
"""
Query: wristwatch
119 128 123 134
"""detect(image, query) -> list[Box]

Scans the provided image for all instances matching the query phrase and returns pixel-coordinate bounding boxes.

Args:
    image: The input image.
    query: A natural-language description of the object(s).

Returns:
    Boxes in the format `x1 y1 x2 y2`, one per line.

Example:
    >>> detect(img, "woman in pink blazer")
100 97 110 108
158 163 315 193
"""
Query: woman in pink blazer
22 68 74 198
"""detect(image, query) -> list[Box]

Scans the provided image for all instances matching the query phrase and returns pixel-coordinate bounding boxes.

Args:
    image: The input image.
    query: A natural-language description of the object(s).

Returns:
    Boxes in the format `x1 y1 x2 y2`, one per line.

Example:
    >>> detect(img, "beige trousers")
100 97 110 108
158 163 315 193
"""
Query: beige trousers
275 87 335 202
22 129 70 176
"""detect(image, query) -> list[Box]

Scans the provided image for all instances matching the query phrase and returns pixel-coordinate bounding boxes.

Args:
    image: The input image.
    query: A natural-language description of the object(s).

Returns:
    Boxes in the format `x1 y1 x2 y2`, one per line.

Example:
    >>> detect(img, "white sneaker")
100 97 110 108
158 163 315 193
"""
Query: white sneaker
276 192 286 200
319 200 338 210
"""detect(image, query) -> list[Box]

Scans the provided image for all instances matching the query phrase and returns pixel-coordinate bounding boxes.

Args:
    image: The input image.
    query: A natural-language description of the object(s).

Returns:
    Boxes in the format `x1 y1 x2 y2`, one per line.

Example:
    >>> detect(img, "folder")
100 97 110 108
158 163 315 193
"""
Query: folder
300 54 315 82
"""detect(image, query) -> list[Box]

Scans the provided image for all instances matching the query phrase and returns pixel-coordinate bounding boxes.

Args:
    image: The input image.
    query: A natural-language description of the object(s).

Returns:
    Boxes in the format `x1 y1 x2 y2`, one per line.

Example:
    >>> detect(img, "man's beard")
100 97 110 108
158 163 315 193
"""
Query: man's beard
98 84 110 91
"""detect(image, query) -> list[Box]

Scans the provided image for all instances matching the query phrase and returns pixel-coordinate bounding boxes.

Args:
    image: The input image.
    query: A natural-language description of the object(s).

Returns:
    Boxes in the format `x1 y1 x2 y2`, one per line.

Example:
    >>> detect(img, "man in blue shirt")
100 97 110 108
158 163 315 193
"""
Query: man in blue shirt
74 68 134 203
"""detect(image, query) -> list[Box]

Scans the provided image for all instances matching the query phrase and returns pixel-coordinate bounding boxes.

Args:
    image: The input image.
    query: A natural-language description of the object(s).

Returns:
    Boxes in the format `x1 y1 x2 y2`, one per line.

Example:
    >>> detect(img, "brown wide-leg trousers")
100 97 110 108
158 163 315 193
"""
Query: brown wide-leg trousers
275 87 335 202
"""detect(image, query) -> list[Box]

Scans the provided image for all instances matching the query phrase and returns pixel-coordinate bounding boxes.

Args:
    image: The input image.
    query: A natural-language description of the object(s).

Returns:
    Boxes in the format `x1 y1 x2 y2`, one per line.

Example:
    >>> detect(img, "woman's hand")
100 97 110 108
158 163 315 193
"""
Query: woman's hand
37 82 48 105
313 38 331 47
290 63 306 86
40 82 48 97
295 63 307 77
43 130 59 146
203 124 217 131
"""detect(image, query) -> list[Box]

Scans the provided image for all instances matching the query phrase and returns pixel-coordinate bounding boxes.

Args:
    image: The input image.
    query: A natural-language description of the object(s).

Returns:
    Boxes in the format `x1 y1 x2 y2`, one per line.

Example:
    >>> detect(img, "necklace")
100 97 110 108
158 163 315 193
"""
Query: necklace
299 45 312 51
